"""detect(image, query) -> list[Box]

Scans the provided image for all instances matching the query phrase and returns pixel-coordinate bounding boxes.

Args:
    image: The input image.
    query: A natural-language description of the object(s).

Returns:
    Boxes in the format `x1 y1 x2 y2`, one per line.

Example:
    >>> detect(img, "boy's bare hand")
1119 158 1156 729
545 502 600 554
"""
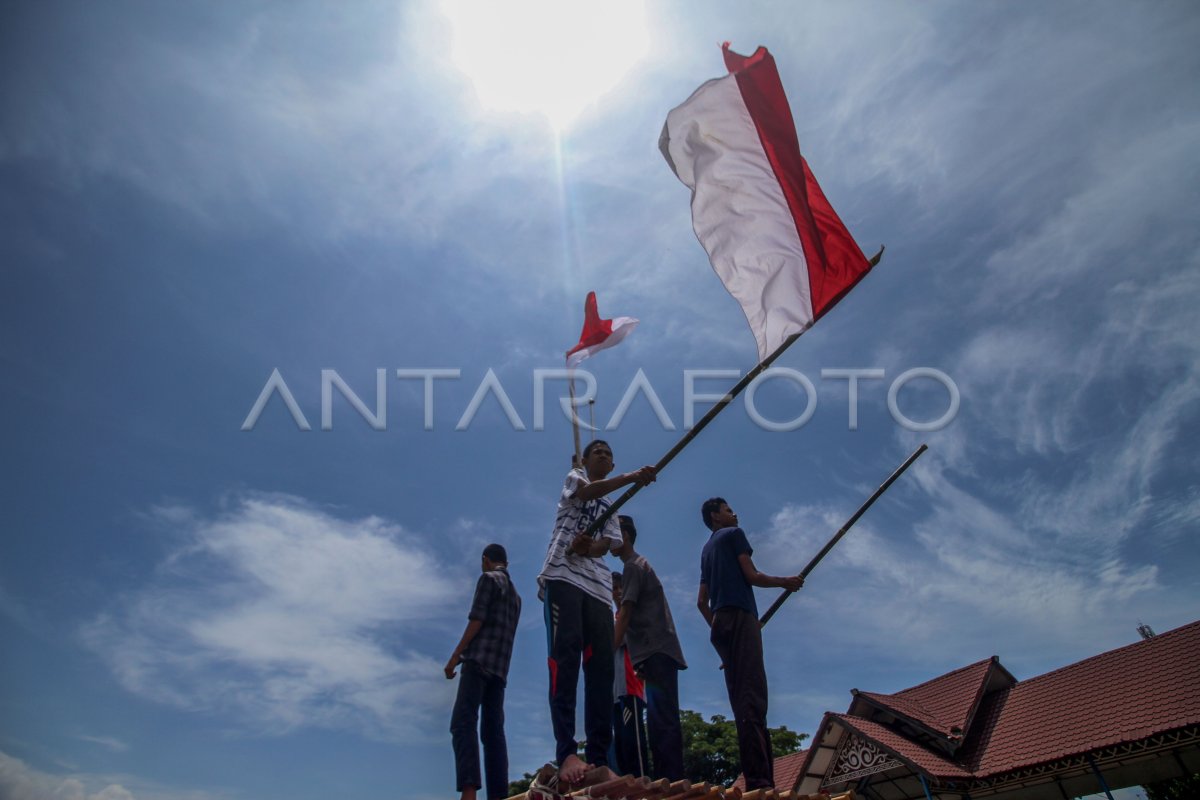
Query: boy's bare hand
631 466 657 486
780 575 804 592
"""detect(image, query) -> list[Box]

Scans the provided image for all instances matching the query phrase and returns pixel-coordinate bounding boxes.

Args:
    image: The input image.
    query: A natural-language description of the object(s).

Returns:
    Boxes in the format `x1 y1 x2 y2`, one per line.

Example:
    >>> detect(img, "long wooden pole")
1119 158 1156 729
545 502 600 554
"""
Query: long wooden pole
579 246 886 538
568 375 582 467
579 329 800 538
758 442 927 627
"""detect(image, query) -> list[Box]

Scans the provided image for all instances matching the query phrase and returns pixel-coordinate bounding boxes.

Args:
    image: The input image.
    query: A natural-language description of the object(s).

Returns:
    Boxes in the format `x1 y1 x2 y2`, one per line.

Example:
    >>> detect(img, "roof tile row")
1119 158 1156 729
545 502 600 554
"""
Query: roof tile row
506 764 855 800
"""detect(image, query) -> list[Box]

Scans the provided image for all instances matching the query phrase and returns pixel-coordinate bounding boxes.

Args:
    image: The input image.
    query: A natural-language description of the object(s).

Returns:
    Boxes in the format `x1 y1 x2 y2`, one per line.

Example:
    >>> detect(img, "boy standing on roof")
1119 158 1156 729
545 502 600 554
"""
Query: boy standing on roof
446 543 522 800
609 570 649 777
697 498 802 791
613 514 688 781
537 439 656 785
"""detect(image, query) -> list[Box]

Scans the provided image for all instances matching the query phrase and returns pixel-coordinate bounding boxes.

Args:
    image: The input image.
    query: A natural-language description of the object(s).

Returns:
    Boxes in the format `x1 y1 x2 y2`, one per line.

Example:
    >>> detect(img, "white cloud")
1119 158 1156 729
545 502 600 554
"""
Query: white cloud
980 121 1200 312
0 750 220 800
851 62 1199 600
755 488 1164 664
82 493 464 742
71 736 128 754
0 2 569 259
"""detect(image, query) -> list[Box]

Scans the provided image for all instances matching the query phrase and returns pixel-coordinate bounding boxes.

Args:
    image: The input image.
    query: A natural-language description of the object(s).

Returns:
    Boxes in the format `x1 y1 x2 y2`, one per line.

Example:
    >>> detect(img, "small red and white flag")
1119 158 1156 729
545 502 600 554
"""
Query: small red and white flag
660 44 876 361
565 291 638 368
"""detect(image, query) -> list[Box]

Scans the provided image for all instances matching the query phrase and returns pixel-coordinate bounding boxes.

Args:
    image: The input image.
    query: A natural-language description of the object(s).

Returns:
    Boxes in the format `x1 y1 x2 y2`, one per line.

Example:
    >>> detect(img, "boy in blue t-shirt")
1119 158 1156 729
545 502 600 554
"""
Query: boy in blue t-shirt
697 497 802 791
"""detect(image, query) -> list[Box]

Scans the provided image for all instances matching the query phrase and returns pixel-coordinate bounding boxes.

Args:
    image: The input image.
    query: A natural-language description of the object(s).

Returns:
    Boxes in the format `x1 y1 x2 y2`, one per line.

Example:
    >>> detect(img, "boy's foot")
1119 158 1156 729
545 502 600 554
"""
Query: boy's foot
581 765 619 785
558 754 589 785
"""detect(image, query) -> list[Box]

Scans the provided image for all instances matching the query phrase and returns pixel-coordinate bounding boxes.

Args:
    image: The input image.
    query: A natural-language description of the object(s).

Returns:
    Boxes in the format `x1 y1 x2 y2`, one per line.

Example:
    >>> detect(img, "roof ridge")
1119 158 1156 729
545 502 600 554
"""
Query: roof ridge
893 655 997 696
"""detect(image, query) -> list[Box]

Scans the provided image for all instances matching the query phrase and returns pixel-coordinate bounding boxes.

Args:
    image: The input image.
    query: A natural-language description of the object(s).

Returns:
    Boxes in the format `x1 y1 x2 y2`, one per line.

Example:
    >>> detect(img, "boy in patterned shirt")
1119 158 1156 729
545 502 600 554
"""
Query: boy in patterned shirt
537 439 655 785
446 543 522 800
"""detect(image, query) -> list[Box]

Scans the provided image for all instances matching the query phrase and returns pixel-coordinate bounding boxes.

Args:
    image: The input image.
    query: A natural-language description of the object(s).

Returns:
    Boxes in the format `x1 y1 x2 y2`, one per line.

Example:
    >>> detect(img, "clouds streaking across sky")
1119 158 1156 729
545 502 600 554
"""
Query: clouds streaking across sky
2 2 1197 799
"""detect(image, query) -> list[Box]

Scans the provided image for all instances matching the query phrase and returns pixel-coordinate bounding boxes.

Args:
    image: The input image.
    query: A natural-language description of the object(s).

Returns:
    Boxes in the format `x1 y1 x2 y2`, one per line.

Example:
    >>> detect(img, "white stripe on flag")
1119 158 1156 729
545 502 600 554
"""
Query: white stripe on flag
661 73 815 360
565 316 638 369
661 46 874 361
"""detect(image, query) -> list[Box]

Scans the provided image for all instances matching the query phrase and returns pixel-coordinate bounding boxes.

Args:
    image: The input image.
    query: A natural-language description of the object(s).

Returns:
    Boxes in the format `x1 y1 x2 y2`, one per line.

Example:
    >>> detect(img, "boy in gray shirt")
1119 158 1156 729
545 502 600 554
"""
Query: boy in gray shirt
612 515 687 781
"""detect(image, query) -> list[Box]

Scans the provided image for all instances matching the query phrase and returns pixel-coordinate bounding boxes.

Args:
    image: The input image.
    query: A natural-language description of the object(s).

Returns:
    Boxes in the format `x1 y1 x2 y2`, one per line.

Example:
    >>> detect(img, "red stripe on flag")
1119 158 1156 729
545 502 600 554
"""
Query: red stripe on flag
566 291 616 358
722 44 872 321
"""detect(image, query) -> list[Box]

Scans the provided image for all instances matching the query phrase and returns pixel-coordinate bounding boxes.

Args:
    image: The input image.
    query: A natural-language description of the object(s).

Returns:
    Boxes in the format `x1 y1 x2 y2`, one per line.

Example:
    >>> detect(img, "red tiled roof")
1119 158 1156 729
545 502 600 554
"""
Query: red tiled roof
894 656 1005 735
804 619 1200 792
855 690 951 736
961 619 1200 776
855 657 1009 740
731 748 809 792
773 748 809 791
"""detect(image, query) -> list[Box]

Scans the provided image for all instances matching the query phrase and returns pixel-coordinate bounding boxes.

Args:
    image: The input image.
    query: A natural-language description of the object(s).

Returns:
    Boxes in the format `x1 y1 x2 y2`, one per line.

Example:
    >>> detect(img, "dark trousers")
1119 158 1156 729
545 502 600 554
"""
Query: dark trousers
544 579 615 766
450 661 509 799
710 607 773 789
611 694 649 776
639 652 685 781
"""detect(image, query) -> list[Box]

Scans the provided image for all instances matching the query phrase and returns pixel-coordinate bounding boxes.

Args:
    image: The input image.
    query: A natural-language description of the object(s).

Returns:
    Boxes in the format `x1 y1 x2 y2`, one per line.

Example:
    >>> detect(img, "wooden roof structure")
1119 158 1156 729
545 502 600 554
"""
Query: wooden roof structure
504 763 853 800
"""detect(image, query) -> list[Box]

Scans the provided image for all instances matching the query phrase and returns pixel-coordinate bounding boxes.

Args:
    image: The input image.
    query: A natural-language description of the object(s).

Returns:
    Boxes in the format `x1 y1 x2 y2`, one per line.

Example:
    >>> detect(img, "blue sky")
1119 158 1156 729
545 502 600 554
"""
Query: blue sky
2 2 1198 798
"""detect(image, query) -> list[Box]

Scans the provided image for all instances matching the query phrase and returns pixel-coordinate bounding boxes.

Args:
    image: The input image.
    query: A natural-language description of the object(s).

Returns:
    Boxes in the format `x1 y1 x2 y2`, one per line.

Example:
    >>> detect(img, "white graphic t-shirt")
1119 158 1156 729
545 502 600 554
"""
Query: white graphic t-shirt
537 468 622 604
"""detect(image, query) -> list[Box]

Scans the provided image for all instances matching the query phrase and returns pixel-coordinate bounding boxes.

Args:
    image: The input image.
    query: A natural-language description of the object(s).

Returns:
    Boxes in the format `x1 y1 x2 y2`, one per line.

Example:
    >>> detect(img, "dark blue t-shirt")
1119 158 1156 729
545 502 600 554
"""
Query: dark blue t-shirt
700 526 757 616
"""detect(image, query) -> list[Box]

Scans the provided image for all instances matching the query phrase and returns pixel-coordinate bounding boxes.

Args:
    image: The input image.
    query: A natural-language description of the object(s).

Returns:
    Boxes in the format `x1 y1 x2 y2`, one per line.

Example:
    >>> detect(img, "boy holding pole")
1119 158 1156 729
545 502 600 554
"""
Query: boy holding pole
538 440 656 784
697 498 801 791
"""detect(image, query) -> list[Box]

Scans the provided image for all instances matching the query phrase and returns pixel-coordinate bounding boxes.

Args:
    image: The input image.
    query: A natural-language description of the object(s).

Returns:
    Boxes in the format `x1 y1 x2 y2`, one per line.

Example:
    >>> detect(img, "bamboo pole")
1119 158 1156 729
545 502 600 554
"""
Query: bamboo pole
578 330 798 538
758 443 928 627
569 375 582 467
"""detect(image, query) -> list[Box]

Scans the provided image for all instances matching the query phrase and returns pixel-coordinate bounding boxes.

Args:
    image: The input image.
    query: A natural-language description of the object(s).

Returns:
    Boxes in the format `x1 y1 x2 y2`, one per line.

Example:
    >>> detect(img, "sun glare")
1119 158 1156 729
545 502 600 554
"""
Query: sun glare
440 0 650 130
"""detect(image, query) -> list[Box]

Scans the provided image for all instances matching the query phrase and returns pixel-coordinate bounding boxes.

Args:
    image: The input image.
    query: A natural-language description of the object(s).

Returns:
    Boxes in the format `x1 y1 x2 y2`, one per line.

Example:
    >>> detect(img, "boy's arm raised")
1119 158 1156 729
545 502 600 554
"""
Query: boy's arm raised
573 466 657 502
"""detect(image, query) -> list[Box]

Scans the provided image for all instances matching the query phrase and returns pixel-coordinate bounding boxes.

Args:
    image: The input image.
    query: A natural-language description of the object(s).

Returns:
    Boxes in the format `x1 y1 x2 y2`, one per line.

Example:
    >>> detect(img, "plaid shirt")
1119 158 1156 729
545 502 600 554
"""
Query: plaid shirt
461 567 521 681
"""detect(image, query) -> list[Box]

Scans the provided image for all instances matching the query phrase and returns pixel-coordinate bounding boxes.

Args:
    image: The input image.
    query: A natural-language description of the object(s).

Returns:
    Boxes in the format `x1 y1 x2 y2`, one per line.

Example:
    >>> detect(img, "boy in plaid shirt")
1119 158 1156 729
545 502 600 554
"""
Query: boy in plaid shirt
446 543 522 800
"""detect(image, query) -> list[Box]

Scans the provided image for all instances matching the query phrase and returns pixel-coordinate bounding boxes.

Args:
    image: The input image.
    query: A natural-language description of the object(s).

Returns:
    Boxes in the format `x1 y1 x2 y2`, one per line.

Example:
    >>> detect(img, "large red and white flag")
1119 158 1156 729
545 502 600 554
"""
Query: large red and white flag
565 291 638 368
660 44 875 361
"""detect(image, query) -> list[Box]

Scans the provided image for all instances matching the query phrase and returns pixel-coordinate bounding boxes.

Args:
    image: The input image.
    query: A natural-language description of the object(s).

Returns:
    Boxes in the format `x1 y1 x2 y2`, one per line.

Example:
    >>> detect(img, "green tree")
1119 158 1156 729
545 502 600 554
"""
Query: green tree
507 771 537 797
681 709 807 787
1144 772 1200 800
508 714 808 794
